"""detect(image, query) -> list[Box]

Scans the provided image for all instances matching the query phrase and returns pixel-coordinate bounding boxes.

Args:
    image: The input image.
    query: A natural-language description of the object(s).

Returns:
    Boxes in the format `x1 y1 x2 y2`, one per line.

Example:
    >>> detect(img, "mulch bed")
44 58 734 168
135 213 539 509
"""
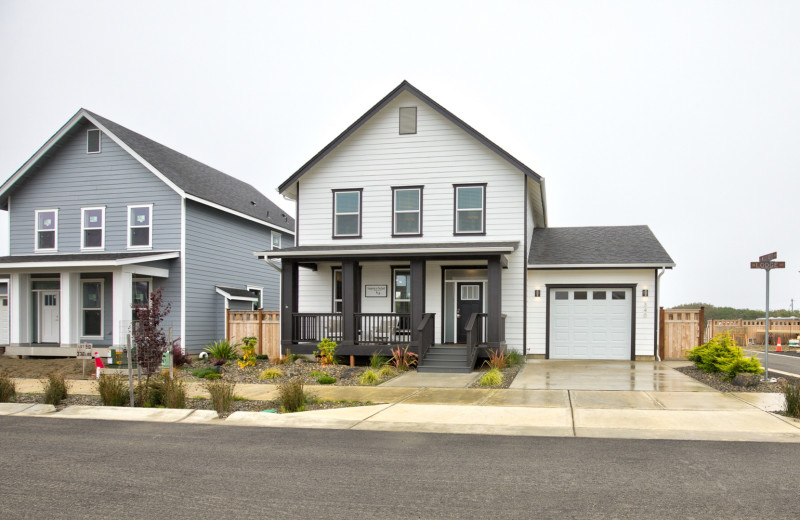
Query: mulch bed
674 365 800 393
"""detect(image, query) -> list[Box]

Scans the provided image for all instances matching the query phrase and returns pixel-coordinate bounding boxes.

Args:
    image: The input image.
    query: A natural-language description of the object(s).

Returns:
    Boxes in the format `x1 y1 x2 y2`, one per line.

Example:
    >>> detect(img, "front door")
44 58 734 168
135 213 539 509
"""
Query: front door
456 283 483 343
40 291 60 343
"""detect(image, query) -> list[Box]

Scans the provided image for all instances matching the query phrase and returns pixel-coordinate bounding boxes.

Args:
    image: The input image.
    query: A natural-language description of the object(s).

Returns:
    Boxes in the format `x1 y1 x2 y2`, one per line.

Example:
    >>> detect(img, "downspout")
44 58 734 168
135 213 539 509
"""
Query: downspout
654 268 666 361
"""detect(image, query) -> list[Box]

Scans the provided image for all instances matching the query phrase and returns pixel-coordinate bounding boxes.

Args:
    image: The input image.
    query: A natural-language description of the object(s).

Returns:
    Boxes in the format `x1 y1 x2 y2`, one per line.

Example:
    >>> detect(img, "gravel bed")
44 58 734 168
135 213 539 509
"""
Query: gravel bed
674 365 800 393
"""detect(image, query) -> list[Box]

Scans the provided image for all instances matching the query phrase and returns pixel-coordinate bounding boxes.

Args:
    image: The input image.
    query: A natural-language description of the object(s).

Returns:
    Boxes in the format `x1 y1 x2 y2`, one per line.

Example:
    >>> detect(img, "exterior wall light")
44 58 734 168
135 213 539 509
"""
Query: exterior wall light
534 289 541 298
642 289 649 298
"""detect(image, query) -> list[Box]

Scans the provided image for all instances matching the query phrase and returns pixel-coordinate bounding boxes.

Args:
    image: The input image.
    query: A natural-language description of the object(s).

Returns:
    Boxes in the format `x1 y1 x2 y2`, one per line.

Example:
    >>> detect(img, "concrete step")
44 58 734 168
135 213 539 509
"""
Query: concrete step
417 364 472 374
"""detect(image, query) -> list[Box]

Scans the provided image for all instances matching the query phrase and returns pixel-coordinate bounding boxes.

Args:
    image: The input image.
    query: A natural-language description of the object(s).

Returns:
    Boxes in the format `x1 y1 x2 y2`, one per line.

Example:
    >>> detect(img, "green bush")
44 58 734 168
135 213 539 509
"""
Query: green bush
204 339 239 361
0 372 16 403
478 368 503 387
42 372 69 405
370 352 389 369
97 374 128 406
135 374 186 408
505 350 523 367
204 373 221 380
359 369 379 385
377 365 397 379
256 354 269 360
278 377 307 412
206 379 236 415
783 381 800 418
259 368 284 380
686 334 762 380
314 338 338 365
317 376 336 385
192 367 222 380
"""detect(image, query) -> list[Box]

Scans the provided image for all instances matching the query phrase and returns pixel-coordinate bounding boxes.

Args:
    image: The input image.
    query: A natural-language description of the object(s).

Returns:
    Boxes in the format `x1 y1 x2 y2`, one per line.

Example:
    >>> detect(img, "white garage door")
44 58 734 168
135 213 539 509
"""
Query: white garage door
550 288 632 360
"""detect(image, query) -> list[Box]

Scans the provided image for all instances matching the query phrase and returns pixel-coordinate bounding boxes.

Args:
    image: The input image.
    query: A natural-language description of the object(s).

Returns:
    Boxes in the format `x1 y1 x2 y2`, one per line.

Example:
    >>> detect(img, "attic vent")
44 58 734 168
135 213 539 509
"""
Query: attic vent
87 129 101 154
399 107 417 135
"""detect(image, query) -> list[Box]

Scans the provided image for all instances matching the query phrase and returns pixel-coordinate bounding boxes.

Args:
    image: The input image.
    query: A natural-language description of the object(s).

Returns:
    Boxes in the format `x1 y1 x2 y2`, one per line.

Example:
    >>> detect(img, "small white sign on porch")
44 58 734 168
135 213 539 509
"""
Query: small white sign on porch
365 285 387 297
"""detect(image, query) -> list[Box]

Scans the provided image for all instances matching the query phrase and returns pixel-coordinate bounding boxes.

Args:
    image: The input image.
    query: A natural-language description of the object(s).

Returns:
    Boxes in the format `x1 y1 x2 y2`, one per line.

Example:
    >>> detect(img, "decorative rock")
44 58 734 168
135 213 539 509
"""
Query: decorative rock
294 358 304 365
732 373 761 387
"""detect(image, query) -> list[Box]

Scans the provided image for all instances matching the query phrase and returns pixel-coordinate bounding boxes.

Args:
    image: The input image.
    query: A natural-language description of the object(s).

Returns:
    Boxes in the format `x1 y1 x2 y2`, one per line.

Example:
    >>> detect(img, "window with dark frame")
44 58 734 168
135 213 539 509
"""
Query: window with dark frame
399 107 417 135
333 190 361 237
454 185 485 234
87 129 101 154
393 187 421 235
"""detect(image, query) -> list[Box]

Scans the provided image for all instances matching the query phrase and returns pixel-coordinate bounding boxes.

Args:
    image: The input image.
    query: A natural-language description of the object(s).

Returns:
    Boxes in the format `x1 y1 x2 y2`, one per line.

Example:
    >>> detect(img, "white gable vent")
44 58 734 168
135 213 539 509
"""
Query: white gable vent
399 107 417 135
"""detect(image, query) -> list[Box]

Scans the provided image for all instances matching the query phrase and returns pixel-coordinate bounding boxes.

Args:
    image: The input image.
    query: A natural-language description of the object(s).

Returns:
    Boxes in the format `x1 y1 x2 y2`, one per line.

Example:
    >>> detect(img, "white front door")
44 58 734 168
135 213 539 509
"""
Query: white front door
40 291 60 343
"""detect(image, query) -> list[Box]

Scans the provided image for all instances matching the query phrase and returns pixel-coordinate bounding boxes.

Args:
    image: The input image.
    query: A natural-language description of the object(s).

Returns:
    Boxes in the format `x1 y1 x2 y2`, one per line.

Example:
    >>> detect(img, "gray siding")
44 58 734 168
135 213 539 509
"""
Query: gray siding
8 120 181 254
184 200 282 353
152 260 182 348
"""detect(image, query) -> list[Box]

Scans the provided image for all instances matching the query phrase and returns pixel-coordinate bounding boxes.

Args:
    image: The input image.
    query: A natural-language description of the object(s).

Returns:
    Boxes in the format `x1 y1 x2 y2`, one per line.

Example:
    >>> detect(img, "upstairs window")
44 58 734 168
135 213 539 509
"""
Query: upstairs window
87 129 101 153
81 207 105 250
454 184 486 234
333 189 361 238
271 231 282 250
393 187 422 236
128 204 152 248
35 209 57 251
399 107 417 135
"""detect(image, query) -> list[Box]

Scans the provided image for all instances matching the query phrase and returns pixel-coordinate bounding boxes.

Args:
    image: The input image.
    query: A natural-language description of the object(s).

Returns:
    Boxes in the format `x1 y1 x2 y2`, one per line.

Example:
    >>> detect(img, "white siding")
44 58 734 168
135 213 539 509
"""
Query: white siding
527 269 658 358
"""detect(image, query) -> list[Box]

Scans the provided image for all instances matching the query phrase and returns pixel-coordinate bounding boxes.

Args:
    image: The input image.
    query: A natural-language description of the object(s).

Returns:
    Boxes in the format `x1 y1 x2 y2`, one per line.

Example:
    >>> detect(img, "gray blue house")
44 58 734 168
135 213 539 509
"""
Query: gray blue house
0 109 294 355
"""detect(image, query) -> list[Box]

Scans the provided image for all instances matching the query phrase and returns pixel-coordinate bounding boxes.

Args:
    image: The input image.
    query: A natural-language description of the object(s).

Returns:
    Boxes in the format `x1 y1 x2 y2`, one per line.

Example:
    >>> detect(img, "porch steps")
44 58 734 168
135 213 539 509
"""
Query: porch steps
417 345 472 373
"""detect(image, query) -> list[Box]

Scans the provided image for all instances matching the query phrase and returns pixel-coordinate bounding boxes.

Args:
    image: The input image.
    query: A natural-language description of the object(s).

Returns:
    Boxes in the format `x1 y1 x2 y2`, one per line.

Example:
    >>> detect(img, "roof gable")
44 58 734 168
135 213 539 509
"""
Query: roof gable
279 80 543 197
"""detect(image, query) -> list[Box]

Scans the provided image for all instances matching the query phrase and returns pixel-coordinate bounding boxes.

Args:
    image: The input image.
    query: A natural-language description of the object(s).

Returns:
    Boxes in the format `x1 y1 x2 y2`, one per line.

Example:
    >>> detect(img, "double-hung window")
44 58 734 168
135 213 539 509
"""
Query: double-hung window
35 209 58 251
81 207 105 250
82 279 103 338
333 189 361 238
454 184 486 235
271 231 282 250
392 187 422 236
128 204 152 248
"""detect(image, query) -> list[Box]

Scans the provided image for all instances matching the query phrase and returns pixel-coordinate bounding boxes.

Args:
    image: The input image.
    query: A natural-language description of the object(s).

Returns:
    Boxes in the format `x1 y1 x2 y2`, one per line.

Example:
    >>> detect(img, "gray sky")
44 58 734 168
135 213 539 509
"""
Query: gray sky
1 1 798 310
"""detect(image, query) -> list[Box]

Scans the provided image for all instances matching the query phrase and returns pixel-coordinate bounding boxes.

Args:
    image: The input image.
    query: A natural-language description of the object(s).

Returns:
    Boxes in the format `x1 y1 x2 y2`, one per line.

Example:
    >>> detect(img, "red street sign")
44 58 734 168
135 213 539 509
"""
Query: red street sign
759 252 777 262
750 261 785 269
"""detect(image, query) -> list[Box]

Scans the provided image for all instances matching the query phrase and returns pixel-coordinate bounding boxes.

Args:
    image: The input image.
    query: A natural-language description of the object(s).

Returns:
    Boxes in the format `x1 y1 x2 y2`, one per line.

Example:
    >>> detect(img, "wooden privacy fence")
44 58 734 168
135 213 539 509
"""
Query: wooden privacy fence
659 307 704 360
226 310 280 360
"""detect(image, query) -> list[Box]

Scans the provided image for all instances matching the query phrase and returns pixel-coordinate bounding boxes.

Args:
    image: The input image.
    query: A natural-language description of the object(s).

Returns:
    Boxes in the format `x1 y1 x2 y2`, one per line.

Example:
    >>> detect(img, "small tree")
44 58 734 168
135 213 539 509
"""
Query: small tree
132 288 172 380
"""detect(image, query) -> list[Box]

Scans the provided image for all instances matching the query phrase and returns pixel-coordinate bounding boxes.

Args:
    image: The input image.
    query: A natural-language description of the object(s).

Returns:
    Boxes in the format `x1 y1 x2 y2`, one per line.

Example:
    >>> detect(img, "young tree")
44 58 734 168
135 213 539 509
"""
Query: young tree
131 288 172 380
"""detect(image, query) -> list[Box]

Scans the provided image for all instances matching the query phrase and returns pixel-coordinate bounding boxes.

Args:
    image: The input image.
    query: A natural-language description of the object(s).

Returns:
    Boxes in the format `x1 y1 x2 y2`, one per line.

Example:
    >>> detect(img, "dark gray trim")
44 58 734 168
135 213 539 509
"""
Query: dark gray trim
295 180 300 245
487 256 502 345
278 80 543 194
545 283 637 361
331 188 363 239
391 186 423 238
341 260 357 341
280 260 298 345
654 268 659 357
439 265 488 344
453 183 487 236
410 259 425 346
522 176 528 355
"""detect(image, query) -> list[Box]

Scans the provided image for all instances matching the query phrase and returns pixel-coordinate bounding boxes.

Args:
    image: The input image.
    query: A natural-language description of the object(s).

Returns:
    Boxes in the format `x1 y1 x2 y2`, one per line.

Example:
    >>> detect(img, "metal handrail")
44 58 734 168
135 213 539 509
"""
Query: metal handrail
417 313 435 361
465 313 487 370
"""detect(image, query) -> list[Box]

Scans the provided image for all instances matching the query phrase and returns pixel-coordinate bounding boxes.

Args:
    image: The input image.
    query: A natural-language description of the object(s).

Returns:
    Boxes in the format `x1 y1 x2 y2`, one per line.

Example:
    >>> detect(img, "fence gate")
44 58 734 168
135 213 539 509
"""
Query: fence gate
659 307 704 361
226 310 281 360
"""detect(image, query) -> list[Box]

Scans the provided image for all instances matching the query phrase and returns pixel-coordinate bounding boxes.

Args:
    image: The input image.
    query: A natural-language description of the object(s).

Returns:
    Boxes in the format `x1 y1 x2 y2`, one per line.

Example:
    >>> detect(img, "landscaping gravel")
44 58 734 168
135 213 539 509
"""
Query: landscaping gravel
674 365 800 393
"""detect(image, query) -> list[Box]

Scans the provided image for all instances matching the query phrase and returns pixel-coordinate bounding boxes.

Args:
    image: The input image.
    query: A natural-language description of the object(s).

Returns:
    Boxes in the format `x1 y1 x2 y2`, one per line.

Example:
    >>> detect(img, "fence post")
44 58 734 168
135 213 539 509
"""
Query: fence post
258 309 264 356
658 307 665 360
226 308 230 342
698 306 705 346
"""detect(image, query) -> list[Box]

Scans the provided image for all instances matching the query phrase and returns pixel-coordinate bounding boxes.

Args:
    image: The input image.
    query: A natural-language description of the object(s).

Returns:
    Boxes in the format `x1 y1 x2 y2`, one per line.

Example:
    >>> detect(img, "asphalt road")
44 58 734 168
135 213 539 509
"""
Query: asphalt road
745 350 800 377
2 417 800 519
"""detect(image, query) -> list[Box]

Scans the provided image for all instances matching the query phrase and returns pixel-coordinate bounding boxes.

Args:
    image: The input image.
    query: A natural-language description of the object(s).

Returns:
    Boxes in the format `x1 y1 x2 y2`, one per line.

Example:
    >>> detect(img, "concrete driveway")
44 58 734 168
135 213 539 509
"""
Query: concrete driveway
509 360 714 391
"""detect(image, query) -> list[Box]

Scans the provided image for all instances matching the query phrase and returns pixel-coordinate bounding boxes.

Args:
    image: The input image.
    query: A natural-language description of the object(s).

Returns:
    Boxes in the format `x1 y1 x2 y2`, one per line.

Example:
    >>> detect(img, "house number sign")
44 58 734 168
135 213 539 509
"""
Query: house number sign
365 285 387 297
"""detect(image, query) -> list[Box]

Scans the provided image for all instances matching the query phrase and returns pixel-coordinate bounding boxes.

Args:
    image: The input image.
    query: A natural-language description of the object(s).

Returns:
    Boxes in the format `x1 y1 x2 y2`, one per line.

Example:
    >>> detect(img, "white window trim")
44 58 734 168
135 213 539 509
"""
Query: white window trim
393 188 421 235
81 206 106 251
81 278 104 339
334 191 361 237
455 186 485 234
87 128 102 154
127 204 153 249
247 285 264 310
271 231 282 250
34 209 58 252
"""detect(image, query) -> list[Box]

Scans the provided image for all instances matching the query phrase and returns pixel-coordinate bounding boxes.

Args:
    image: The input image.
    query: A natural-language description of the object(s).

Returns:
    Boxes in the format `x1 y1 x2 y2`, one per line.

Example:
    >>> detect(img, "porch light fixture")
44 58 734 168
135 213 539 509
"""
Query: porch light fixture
642 289 649 298
534 289 541 298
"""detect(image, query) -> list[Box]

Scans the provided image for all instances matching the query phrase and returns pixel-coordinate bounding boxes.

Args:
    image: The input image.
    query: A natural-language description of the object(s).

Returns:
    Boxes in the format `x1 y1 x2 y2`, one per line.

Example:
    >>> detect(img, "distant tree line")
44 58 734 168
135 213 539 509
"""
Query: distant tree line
673 302 800 324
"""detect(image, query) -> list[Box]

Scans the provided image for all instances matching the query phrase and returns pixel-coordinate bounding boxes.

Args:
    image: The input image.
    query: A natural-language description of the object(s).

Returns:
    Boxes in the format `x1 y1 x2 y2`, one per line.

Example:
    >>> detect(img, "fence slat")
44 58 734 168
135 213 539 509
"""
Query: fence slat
227 310 281 360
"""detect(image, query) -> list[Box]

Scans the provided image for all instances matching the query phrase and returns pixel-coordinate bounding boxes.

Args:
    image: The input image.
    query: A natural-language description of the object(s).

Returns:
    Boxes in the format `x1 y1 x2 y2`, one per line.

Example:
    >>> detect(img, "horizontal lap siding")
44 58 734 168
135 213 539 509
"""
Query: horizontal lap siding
9 120 181 254
184 200 278 353
526 269 657 357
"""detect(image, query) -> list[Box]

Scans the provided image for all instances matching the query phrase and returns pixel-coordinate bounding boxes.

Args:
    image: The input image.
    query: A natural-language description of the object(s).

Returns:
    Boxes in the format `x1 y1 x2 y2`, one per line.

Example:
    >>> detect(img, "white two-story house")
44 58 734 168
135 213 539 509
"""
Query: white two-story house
258 81 674 372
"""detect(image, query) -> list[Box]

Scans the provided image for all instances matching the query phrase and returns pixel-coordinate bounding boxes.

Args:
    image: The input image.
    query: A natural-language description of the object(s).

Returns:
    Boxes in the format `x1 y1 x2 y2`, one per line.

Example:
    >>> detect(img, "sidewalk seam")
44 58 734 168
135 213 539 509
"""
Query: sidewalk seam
346 388 425 429
567 390 576 437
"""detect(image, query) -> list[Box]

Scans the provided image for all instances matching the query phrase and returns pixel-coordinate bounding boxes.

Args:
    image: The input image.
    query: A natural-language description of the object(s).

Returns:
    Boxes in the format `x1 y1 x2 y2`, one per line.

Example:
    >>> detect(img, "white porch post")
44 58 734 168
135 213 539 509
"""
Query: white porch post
59 272 80 346
10 273 30 344
112 269 133 346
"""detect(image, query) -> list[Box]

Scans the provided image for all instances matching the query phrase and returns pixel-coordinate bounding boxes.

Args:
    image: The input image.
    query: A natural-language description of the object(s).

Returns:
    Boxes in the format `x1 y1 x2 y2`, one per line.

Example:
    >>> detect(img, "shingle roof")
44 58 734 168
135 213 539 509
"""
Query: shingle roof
83 110 294 231
528 226 674 267
215 286 257 301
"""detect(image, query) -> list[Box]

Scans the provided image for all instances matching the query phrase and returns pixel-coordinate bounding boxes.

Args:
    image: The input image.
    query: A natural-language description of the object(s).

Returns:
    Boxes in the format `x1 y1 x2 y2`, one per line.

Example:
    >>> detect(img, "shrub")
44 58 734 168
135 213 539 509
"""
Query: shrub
309 370 327 377
256 354 269 360
483 348 508 370
0 372 16 403
317 376 336 385
377 365 397 379
686 334 762 380
505 350 523 367
359 369 379 385
258 368 284 380
206 379 236 415
278 377 307 413
204 339 239 362
478 368 503 387
238 336 257 369
42 372 69 405
370 352 389 369
171 340 192 367
161 377 187 409
97 374 128 406
275 351 304 365
314 338 338 365
390 345 418 371
134 374 186 408
192 367 222 380
132 288 172 380
204 372 222 380
783 380 800 418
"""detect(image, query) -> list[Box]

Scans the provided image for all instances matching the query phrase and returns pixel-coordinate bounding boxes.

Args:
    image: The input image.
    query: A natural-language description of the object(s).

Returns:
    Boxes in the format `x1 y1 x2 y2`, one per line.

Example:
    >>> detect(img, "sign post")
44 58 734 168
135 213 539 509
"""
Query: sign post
751 253 785 381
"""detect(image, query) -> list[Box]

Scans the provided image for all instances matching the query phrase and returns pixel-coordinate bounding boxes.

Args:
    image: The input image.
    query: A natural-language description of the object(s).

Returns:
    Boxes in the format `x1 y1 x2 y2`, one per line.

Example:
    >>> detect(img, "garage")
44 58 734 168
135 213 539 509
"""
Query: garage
549 287 633 360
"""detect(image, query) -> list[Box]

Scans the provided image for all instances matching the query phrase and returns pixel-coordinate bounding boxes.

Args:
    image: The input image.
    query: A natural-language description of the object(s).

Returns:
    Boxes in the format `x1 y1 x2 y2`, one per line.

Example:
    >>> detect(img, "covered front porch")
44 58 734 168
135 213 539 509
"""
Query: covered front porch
258 242 516 371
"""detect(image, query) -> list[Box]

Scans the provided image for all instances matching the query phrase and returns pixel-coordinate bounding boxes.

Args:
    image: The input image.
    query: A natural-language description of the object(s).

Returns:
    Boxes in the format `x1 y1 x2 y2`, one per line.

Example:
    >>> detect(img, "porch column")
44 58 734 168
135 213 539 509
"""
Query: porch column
112 269 133 346
60 272 80 346
487 255 502 347
280 260 298 351
10 273 30 344
410 259 426 345
341 259 358 343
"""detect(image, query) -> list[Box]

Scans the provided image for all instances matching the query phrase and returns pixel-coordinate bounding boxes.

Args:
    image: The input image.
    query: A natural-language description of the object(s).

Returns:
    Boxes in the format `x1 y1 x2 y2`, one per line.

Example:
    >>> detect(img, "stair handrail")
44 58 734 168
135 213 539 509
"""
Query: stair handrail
465 313 486 371
417 313 435 361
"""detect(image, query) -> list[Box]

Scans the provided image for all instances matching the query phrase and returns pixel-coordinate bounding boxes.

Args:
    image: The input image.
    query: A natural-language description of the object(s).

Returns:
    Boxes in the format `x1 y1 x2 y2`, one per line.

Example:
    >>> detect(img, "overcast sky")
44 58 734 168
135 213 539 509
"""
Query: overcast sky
1 1 798 310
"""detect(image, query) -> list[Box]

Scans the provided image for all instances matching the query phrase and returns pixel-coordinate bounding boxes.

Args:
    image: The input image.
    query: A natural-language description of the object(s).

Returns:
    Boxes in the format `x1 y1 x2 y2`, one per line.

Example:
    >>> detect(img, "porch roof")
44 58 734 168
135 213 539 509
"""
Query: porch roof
0 251 180 269
256 241 518 262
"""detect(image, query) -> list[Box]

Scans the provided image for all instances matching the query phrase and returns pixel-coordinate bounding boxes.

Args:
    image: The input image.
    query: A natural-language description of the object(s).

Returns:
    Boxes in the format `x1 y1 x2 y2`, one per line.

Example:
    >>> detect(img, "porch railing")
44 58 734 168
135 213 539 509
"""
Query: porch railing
355 313 411 344
293 313 342 342
465 313 487 370
417 313 435 361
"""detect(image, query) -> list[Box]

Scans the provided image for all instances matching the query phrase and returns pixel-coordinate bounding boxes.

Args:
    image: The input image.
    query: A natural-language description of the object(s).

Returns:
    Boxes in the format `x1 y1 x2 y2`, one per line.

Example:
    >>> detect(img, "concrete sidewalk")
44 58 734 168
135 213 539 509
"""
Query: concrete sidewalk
4 377 800 442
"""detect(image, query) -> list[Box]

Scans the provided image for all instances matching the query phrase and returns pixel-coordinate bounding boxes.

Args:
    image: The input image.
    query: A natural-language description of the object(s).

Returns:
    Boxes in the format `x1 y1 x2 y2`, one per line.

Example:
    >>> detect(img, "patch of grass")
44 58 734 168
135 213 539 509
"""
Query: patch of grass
232 394 249 401
377 365 397 379
97 374 128 406
0 372 16 403
359 369 379 386
478 368 503 387
278 377 307 413
783 380 800 418
505 350 523 367
206 379 236 415
317 376 336 385
258 367 284 380
42 372 69 405
370 352 389 369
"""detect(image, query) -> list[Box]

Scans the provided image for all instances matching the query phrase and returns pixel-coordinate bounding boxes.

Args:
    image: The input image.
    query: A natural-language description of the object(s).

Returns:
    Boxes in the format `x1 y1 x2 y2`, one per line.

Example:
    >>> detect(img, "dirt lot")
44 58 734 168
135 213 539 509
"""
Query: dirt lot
0 355 95 380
